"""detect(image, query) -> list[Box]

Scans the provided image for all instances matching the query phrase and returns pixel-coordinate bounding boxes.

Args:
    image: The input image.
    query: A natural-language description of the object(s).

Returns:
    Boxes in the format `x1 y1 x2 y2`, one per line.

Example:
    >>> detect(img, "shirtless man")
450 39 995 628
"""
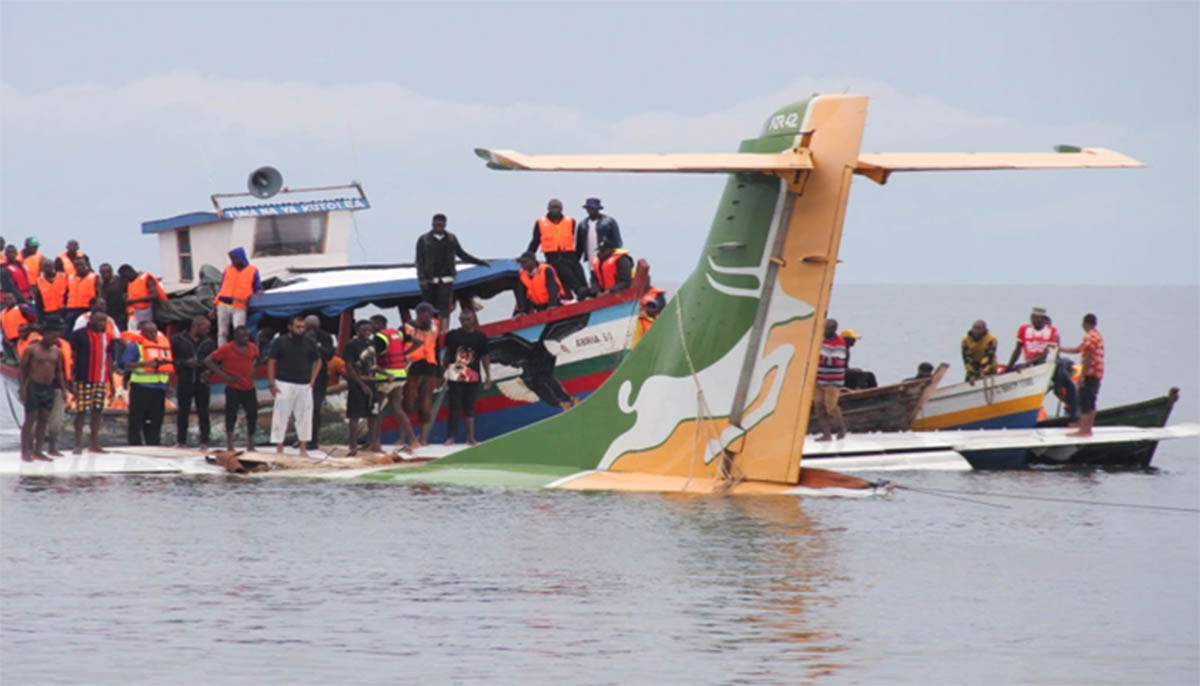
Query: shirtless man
19 320 67 461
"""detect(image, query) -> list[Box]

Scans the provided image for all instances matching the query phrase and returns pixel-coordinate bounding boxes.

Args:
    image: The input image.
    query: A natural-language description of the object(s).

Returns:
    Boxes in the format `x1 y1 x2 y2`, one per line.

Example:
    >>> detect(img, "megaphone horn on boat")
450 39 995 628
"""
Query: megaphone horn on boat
247 166 283 199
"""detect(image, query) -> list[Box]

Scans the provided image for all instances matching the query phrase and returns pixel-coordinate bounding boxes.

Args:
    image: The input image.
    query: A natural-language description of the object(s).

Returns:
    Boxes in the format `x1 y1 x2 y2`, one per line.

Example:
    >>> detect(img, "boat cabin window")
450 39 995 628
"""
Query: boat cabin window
252 214 328 257
176 228 194 282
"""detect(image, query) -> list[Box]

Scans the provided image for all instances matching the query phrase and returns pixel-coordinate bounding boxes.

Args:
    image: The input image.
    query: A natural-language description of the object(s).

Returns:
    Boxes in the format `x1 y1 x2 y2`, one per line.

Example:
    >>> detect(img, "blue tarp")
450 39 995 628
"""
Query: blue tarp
248 260 523 319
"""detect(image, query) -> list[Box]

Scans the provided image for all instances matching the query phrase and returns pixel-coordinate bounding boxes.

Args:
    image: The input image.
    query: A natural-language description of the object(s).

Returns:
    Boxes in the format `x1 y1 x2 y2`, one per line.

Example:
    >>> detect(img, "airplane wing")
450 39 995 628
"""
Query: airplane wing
854 148 1143 185
474 148 813 173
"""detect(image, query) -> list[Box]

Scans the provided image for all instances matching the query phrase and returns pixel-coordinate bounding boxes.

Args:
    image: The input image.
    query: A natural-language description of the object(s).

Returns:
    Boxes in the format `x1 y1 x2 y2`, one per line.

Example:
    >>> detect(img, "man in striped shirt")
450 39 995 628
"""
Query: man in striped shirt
1059 313 1105 438
813 318 848 441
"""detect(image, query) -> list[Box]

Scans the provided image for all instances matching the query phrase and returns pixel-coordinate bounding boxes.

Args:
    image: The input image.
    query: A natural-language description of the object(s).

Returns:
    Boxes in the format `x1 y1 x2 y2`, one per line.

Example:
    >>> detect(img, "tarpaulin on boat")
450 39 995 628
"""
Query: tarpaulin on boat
248 259 523 318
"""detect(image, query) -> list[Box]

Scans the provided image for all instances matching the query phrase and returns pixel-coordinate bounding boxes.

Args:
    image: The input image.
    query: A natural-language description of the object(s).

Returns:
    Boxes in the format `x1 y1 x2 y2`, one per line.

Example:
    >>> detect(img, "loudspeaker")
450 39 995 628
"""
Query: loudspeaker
247 166 283 199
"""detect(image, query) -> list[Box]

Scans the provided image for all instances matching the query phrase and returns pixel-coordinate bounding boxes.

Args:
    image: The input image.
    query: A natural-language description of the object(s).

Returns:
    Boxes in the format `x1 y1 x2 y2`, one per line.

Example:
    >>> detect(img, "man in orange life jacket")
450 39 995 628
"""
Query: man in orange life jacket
55 239 88 277
1 243 32 304
119 264 166 330
64 256 99 329
515 252 564 314
527 198 585 299
214 247 262 346
21 237 45 283
120 319 174 446
632 288 666 346
589 240 634 295
403 303 441 445
35 260 68 320
2 291 36 362
368 314 422 451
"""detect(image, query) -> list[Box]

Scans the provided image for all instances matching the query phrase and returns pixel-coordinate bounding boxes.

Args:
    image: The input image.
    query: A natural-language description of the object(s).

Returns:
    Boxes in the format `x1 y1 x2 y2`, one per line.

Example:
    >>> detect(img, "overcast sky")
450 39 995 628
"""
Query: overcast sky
3 1 1197 285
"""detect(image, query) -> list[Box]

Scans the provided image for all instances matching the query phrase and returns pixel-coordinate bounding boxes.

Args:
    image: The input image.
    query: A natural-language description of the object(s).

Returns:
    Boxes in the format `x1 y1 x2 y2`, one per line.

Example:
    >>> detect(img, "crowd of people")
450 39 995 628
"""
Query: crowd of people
3 196 668 461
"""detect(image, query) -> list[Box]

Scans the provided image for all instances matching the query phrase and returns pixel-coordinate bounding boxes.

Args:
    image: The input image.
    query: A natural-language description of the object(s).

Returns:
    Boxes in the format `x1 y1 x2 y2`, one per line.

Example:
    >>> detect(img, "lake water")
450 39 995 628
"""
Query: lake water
2 285 1197 685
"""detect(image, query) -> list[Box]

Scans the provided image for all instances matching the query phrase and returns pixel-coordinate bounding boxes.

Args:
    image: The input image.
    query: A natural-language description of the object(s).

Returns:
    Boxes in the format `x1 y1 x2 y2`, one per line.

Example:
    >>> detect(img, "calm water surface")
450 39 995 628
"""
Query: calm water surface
2 285 1197 685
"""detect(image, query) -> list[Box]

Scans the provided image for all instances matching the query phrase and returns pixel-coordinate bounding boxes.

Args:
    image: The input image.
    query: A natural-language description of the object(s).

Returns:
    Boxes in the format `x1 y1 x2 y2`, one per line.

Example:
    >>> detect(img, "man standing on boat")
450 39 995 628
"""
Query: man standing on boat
812 318 848 441
214 247 262 346
961 320 999 382
20 238 45 281
171 316 216 450
1 244 33 304
403 303 441 445
415 213 489 331
64 257 99 329
515 252 564 313
1008 307 1059 369
120 319 174 446
34 260 67 320
576 198 622 265
205 325 261 452
304 315 335 450
69 310 114 454
55 240 88 277
1058 313 1105 438
120 264 166 330
18 318 66 462
528 199 585 299
97 263 127 331
2 292 36 362
267 316 320 456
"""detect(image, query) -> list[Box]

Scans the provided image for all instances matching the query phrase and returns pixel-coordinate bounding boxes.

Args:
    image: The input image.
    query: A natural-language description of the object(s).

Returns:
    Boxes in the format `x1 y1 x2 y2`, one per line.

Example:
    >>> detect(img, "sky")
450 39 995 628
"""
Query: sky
2 1 1197 286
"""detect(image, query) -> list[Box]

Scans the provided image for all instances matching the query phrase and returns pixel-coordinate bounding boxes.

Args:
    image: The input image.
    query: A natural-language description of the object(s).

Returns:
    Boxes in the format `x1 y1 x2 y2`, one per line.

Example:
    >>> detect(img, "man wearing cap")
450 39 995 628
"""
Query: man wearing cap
839 329 877 389
20 238 45 279
515 252 564 314
1008 307 1059 369
589 240 635 295
403 302 441 444
813 318 848 441
415 213 489 331
527 199 585 299
576 198 623 265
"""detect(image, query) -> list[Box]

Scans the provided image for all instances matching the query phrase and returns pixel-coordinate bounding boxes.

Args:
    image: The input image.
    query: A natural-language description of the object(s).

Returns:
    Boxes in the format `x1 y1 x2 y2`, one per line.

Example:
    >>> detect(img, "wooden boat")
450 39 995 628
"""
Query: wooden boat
1027 387 1182 467
814 363 948 433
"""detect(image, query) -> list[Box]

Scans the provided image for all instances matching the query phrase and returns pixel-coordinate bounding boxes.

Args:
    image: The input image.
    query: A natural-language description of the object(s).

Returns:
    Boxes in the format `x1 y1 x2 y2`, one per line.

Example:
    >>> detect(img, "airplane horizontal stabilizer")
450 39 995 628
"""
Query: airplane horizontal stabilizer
854 148 1143 184
473 148 814 173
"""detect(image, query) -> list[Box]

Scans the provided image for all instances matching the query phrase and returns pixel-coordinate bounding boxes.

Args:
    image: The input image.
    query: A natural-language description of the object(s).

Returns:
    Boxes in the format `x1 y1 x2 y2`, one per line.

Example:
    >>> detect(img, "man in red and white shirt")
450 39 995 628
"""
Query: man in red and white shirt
1059 313 1105 437
1007 306 1059 369
812 318 848 441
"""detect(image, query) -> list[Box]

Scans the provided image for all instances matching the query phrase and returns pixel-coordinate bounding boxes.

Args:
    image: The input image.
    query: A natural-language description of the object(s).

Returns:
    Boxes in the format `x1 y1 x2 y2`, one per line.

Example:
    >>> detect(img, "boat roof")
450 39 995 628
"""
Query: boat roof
249 259 522 318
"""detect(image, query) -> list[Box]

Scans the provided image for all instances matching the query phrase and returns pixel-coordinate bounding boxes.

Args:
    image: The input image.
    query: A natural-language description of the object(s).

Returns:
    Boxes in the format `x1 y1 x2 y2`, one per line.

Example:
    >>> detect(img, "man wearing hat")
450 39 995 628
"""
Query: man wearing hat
21 238 45 279
840 328 877 390
1008 306 1059 369
576 197 623 265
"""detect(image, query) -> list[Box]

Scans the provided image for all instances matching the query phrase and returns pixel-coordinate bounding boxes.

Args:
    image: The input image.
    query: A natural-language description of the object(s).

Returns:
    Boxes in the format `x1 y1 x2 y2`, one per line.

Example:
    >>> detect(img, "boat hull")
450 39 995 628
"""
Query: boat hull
1029 388 1181 467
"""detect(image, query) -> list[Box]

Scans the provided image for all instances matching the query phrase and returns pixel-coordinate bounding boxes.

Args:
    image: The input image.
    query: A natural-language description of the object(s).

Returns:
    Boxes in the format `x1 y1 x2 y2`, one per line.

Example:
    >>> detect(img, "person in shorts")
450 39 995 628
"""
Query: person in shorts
344 319 386 455
441 309 491 445
1059 312 1105 438
68 310 114 453
18 318 66 461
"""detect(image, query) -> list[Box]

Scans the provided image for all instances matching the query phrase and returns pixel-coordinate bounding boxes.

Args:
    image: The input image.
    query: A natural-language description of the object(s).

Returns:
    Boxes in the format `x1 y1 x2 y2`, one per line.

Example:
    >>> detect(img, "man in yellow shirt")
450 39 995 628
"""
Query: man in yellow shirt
961 320 998 382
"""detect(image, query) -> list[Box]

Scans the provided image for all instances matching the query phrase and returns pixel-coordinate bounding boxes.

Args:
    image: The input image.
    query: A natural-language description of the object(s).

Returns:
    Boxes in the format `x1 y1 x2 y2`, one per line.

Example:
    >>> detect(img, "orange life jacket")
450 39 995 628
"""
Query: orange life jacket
519 263 564 306
36 274 68 313
403 320 440 364
2 305 29 341
16 333 72 380
376 328 410 379
590 249 633 291
58 251 87 277
641 287 665 308
216 264 259 309
126 272 166 314
128 332 174 384
633 312 656 346
22 252 44 278
67 272 99 309
537 216 576 254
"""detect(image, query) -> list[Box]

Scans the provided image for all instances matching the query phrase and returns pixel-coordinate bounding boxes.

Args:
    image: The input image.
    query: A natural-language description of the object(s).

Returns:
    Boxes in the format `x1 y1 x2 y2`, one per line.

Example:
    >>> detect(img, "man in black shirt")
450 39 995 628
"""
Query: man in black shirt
343 319 386 455
267 316 320 456
304 314 335 450
415 213 488 331
98 263 127 331
441 309 491 445
171 316 216 448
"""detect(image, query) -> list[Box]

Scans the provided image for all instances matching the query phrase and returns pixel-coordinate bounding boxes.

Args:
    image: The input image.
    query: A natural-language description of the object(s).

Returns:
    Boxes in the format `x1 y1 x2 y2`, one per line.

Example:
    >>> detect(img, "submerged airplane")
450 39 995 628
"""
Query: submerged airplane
7 94 1174 492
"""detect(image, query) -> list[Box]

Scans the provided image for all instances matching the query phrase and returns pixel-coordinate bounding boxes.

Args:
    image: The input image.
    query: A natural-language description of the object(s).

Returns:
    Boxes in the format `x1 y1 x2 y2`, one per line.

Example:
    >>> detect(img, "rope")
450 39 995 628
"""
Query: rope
672 291 726 492
908 486 1199 513
895 485 1011 509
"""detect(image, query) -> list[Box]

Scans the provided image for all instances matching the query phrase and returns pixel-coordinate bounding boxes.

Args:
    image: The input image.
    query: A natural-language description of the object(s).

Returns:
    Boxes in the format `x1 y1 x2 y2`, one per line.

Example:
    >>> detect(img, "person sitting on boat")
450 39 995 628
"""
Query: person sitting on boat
20 237 44 280
120 264 167 331
1007 306 1059 369
1 292 36 363
120 319 174 447
906 362 935 381
18 317 67 462
68 310 115 455
1057 313 1105 438
515 252 564 314
415 213 489 331
1 243 33 304
577 197 623 265
214 247 262 346
34 260 67 321
961 320 999 383
55 239 88 277
813 318 848 441
205 325 262 452
632 288 666 346
839 329 877 390
403 303 441 445
63 257 99 329
369 314 421 452
527 199 586 299
589 240 634 296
